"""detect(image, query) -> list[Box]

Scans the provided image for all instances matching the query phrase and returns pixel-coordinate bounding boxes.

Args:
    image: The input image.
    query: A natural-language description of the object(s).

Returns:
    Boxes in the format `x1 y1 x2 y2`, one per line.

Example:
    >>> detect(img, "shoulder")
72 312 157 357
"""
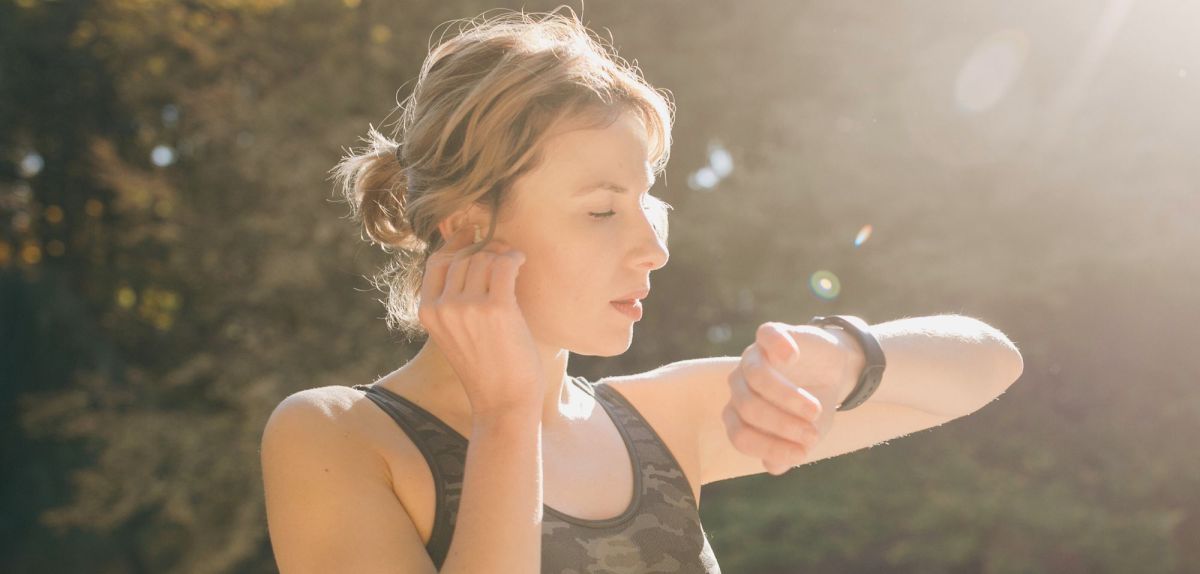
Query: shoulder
269 385 367 419
261 385 383 461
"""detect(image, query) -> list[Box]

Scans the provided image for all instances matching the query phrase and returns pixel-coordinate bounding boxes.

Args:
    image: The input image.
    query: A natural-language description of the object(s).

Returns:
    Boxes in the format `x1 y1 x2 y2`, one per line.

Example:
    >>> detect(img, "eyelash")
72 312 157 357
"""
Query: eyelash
589 196 672 221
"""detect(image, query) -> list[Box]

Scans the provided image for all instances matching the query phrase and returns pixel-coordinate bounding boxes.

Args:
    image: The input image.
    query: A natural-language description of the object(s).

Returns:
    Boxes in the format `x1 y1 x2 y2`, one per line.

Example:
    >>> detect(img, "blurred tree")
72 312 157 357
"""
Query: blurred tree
3 0 1198 573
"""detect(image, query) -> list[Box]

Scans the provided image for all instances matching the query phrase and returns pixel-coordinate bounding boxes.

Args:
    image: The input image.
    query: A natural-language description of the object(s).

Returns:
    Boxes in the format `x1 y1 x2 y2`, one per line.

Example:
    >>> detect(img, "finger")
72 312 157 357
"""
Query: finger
487 249 526 305
743 345 824 421
422 226 475 299
729 364 818 446
763 459 794 477
443 251 473 296
723 403 809 469
463 252 495 296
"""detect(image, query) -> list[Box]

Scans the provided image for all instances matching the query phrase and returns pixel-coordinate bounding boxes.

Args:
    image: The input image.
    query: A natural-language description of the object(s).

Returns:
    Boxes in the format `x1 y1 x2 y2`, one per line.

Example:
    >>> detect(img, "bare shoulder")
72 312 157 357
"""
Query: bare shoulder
260 384 391 493
268 384 372 423
261 385 436 573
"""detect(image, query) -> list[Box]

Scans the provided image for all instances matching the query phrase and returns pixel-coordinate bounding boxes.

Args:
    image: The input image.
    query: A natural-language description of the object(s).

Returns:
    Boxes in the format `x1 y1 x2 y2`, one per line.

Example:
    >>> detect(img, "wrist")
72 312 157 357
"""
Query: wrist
823 326 867 406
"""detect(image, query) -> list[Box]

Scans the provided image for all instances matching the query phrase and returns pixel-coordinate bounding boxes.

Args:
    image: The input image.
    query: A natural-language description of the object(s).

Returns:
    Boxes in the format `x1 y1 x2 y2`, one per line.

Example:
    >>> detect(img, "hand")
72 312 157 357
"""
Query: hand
723 322 853 475
417 226 544 418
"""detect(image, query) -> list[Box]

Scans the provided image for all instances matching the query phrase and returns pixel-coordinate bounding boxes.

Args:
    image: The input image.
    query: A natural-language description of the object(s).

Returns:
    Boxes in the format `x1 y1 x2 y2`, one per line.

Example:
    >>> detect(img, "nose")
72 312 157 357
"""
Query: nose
631 205 669 272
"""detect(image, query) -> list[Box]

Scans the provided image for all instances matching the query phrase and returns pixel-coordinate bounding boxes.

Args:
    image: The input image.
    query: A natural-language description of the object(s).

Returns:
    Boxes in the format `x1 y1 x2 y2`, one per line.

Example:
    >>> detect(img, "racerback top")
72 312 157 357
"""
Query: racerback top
352 376 722 573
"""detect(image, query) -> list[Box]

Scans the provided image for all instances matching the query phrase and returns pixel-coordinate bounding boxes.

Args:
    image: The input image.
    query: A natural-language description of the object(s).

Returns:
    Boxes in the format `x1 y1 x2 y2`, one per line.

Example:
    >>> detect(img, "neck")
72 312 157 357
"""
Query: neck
397 337 592 431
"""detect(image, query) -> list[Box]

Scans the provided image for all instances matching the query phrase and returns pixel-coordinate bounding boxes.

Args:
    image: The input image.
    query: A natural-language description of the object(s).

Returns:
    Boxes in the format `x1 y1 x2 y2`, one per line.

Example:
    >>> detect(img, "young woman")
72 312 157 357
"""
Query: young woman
260 8 1024 574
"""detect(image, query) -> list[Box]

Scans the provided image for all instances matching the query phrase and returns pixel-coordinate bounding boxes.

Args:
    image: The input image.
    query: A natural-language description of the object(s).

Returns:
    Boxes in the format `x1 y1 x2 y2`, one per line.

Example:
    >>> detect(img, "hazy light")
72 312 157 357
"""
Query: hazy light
854 224 873 247
955 30 1029 113
706 323 733 344
19 152 44 178
151 145 176 167
808 270 841 300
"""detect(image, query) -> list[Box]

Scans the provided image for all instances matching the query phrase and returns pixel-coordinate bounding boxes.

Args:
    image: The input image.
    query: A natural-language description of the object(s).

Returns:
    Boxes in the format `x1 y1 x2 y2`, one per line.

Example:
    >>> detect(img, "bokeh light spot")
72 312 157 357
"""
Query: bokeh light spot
162 104 180 127
707 323 733 344
854 224 873 247
371 25 391 44
708 143 733 177
151 145 176 167
808 270 841 300
45 204 64 224
955 30 1029 113
116 286 137 309
20 242 42 265
688 167 719 190
19 152 44 178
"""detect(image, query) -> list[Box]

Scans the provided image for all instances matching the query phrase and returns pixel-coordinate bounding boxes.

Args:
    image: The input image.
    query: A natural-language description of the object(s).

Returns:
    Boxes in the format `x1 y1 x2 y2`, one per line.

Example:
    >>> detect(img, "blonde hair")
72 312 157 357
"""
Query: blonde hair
330 7 675 340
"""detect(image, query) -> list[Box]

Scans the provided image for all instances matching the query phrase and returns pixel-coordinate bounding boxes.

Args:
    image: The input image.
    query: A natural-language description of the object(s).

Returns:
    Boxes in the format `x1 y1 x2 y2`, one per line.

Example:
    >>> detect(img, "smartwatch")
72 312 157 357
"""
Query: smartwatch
809 315 887 411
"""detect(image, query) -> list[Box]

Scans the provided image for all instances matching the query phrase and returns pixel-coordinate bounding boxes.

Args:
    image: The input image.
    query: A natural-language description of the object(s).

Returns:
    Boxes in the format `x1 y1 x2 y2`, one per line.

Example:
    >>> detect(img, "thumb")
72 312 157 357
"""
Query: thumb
755 322 800 370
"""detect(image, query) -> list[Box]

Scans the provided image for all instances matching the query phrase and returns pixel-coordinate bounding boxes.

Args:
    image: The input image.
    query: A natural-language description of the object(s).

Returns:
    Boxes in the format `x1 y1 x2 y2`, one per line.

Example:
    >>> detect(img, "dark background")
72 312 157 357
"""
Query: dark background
3 1 1197 572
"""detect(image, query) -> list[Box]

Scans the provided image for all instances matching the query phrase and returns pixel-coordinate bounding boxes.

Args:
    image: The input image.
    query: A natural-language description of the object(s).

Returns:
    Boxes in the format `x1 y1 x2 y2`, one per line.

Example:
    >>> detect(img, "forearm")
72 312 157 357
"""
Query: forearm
824 314 1024 416
440 410 543 574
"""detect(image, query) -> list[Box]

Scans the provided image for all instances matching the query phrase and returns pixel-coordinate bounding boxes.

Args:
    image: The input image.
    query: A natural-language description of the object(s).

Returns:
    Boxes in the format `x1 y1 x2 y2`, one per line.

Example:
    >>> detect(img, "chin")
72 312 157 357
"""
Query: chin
572 331 634 358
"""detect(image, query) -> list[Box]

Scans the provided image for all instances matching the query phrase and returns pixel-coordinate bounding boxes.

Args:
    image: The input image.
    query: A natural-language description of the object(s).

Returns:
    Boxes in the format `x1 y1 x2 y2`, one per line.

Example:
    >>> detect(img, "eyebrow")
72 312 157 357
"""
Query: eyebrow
573 179 656 196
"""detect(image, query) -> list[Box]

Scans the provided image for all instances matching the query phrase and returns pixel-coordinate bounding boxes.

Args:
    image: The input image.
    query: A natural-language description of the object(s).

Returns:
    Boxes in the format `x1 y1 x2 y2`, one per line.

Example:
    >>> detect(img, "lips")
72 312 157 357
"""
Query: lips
611 287 650 303
611 299 644 320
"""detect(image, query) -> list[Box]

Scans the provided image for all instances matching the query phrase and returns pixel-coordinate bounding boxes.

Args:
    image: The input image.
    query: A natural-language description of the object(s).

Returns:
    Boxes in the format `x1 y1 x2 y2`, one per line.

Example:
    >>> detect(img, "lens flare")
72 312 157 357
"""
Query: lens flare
854 224 873 247
808 270 841 300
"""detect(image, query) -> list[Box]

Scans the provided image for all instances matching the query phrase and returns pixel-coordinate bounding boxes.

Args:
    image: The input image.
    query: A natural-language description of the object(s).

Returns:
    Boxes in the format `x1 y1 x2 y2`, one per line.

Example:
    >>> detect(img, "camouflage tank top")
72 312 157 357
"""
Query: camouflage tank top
352 376 722 573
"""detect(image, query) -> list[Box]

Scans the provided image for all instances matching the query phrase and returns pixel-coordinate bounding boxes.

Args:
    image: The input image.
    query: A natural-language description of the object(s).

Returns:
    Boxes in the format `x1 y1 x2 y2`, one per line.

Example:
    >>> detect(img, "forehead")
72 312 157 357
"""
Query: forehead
527 110 656 194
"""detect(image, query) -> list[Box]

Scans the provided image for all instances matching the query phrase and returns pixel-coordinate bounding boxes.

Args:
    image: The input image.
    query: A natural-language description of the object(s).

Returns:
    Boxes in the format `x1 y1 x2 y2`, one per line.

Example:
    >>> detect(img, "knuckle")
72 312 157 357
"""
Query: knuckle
729 429 754 452
731 396 757 420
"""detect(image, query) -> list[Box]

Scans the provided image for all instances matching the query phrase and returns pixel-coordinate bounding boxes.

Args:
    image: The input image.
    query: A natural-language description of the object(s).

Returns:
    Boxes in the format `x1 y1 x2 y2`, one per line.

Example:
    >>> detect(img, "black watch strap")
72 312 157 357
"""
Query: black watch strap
809 315 887 411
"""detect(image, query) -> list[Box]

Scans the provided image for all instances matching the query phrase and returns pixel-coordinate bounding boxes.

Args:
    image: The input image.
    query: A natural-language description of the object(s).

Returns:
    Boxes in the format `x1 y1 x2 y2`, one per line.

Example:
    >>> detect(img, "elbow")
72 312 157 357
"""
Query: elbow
991 330 1025 384
971 338 1024 413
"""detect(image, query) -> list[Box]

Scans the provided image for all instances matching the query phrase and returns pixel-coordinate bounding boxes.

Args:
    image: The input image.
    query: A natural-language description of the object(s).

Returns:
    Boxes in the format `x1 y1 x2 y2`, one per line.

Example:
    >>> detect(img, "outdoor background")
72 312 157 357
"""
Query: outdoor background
3 0 1197 572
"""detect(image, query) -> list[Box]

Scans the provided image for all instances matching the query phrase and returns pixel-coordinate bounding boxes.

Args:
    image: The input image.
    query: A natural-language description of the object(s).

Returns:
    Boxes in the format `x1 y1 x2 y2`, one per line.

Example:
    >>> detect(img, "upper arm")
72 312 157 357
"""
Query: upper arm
639 358 958 486
261 389 437 574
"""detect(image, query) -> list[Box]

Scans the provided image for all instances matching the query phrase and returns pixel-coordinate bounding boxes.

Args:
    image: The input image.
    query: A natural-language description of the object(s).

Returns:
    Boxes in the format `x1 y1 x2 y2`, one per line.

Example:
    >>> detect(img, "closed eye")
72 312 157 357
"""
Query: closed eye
589 195 673 221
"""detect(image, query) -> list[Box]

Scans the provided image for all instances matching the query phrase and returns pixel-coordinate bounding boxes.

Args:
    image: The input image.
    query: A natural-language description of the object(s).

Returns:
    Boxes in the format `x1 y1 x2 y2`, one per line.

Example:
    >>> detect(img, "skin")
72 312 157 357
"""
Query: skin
387 108 670 433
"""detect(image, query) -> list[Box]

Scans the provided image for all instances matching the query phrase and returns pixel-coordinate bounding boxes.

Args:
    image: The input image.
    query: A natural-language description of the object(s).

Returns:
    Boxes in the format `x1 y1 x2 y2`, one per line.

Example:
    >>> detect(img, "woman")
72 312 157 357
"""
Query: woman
260 8 1024 574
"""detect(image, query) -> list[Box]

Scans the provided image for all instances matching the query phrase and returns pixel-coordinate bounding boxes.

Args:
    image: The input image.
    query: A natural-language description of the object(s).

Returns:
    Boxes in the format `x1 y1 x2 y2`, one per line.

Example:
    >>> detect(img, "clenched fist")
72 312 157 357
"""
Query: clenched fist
722 322 855 475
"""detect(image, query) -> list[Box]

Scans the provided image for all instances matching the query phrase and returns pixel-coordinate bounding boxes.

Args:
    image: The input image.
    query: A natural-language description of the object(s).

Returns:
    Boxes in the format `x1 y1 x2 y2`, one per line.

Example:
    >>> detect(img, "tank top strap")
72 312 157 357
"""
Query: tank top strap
351 383 464 568
584 378 700 511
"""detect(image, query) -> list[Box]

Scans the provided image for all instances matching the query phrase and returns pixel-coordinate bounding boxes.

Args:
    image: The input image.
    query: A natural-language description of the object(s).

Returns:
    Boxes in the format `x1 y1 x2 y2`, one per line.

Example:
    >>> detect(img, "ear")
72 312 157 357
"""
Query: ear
436 203 489 243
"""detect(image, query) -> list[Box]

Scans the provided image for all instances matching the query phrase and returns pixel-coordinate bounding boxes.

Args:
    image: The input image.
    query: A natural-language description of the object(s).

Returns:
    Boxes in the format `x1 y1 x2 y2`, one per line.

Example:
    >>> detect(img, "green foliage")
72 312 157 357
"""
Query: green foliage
3 0 1198 572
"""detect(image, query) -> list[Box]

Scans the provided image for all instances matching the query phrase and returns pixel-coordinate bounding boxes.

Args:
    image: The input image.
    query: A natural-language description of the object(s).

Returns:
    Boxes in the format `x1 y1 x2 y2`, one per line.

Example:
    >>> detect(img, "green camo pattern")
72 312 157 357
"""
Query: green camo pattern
355 377 721 573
